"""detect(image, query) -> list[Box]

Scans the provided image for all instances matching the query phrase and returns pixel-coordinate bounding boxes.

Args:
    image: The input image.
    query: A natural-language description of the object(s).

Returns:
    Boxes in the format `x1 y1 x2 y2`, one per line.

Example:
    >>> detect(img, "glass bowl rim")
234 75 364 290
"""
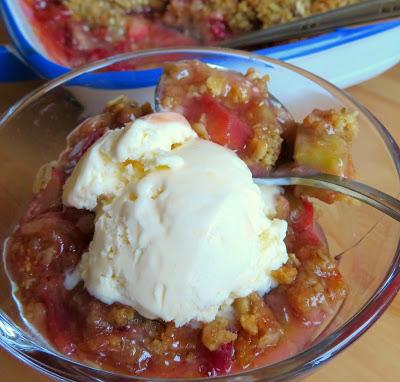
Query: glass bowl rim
1 47 399 382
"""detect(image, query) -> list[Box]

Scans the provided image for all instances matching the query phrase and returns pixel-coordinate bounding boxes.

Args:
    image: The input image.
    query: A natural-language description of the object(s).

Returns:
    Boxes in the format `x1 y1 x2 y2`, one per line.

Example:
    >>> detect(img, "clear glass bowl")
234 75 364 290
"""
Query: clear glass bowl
0 48 399 382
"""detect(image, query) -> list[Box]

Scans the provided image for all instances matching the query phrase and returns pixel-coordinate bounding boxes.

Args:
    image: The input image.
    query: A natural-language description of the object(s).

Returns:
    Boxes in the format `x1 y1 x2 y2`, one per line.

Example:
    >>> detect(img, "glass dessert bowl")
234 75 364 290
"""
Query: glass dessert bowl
0 48 399 382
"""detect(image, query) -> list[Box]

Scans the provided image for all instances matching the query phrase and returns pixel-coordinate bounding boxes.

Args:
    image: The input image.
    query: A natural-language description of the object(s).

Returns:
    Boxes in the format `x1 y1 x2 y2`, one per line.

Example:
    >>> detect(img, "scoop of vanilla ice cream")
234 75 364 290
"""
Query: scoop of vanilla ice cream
63 112 288 326
63 112 197 210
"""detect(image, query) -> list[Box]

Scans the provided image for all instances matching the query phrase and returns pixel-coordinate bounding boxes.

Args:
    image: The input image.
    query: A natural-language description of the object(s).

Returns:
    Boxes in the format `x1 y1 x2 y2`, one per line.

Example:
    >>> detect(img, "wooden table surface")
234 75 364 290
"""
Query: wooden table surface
0 23 399 382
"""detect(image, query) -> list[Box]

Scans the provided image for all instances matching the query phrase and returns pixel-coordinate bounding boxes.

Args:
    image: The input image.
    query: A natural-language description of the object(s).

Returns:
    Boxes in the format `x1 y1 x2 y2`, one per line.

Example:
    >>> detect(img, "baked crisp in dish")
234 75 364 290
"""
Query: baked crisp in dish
7 60 357 378
22 0 362 67
164 0 361 41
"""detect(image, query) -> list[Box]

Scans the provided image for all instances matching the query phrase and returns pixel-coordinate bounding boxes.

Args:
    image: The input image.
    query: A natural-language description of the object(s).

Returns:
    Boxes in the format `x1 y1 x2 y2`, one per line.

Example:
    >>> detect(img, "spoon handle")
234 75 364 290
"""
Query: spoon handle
254 174 400 222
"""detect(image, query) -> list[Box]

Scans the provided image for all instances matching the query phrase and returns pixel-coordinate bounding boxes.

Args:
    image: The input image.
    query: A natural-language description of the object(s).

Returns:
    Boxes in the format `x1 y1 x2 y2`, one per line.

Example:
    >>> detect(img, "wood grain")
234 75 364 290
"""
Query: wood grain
0 21 399 382
302 65 400 382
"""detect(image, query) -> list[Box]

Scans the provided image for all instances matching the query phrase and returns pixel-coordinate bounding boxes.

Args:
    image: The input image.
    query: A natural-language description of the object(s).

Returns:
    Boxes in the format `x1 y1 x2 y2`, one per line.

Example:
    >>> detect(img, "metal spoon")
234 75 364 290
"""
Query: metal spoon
254 174 400 222
155 71 400 222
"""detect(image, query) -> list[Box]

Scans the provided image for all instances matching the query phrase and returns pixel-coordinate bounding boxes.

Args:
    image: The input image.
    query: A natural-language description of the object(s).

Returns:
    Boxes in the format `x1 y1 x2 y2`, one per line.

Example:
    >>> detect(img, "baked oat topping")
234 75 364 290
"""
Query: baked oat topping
25 0 363 66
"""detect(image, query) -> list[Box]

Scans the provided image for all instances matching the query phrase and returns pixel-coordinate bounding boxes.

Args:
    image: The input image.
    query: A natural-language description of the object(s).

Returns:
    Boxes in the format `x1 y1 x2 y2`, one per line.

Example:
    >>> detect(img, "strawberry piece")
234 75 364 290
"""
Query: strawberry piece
209 17 228 40
201 342 234 377
184 94 251 151
40 281 77 355
289 198 323 248
23 168 65 222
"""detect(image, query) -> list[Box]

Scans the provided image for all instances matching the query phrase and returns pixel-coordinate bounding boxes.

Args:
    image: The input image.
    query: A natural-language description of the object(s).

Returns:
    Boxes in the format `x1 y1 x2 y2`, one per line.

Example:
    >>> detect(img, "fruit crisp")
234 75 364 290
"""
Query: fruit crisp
6 60 357 377
23 0 362 67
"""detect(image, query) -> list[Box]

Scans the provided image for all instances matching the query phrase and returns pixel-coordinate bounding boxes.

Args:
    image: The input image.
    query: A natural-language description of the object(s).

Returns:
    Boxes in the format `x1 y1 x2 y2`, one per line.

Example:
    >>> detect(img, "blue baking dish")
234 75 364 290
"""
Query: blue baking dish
0 0 400 88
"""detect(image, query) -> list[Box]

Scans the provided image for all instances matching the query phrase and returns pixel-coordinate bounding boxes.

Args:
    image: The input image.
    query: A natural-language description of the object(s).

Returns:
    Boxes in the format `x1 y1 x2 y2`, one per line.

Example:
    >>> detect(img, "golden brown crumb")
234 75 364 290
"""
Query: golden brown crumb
63 0 167 40
271 264 298 285
233 293 283 368
206 75 227 97
301 108 358 142
227 82 250 104
233 296 251 316
150 322 183 356
239 313 259 335
108 335 123 351
311 0 359 13
233 293 282 343
286 246 348 316
201 317 237 351
105 96 153 124
107 305 136 327
246 124 283 169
